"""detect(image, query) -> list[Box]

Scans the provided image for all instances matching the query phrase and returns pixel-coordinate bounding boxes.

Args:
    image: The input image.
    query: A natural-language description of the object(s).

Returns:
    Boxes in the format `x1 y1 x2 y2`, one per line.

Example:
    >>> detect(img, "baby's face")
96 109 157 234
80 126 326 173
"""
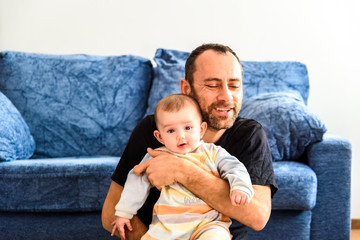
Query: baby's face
155 104 206 154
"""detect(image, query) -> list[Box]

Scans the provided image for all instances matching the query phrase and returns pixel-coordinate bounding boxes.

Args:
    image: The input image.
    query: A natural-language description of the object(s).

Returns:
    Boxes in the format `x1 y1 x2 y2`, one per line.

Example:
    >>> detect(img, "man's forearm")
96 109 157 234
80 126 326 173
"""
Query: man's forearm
126 216 148 239
175 161 272 230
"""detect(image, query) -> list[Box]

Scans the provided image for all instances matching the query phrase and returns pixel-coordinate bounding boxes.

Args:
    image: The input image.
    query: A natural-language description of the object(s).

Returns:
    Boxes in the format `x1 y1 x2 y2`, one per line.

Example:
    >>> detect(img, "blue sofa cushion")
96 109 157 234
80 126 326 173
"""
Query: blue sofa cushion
240 92 327 161
0 91 35 161
0 51 153 158
0 156 118 211
272 161 317 210
241 61 309 104
145 48 187 115
145 48 310 115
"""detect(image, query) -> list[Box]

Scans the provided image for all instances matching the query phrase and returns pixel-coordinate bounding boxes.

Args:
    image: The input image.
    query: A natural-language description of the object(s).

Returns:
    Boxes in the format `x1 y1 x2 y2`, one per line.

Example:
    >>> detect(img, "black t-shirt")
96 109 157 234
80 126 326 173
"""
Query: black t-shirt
111 115 278 239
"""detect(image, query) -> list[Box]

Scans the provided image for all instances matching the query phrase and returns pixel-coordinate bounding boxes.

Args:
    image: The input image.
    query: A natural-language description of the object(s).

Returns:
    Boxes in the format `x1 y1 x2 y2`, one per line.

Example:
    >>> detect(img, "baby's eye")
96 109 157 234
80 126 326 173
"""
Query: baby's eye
185 126 192 130
167 129 175 133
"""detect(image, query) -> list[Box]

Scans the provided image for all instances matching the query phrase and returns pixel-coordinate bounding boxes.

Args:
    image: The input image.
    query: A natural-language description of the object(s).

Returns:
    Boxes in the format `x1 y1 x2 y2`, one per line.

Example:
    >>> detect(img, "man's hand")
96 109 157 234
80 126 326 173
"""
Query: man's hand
133 148 184 189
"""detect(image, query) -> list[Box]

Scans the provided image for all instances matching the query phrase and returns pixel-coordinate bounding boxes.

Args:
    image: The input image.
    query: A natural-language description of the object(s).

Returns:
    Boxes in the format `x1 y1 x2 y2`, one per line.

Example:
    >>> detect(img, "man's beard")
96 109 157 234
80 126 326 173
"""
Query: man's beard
190 91 239 131
203 101 239 131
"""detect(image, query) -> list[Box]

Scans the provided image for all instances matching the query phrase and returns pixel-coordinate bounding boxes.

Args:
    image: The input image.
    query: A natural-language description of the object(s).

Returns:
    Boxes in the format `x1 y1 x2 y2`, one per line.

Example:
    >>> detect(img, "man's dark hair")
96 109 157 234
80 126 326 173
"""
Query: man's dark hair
185 43 242 88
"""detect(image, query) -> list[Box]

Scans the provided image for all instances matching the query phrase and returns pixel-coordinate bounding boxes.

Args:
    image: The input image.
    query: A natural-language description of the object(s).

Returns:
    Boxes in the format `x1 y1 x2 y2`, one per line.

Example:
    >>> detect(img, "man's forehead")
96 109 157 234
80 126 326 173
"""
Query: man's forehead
194 50 241 70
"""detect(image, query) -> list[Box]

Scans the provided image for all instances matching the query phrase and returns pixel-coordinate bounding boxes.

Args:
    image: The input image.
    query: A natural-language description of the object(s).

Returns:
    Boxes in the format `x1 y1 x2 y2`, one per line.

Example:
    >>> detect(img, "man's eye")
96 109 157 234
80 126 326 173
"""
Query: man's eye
230 85 241 89
206 85 218 88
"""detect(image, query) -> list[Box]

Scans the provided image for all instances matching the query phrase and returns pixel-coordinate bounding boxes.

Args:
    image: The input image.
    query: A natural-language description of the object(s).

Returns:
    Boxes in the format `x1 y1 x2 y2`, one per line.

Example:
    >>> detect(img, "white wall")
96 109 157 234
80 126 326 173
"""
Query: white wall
1 0 359 218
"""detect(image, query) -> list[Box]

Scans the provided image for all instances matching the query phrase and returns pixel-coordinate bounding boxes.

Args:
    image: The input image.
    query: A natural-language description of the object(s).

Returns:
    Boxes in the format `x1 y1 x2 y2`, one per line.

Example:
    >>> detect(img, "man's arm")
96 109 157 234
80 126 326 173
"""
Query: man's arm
178 164 271 231
134 149 272 231
101 181 148 239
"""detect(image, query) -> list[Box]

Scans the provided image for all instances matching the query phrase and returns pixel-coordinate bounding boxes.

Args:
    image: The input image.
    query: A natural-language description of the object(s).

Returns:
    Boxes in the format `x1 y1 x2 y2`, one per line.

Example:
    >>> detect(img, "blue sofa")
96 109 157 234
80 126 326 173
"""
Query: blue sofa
0 49 351 240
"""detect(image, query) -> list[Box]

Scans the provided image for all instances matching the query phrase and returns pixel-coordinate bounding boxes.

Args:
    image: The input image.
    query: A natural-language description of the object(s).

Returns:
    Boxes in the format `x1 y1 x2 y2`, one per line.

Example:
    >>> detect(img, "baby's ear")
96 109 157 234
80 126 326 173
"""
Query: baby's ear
200 121 207 138
154 130 165 144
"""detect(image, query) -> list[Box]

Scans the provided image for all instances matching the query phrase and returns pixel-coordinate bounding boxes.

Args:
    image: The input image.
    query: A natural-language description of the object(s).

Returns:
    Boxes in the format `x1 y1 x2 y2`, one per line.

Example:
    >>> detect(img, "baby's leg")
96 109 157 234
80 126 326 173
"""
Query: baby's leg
191 223 231 240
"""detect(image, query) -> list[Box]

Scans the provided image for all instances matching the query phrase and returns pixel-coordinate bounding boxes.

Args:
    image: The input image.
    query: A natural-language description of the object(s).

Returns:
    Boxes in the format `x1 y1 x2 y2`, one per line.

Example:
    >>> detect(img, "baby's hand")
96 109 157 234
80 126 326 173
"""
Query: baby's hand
111 216 133 240
231 190 251 206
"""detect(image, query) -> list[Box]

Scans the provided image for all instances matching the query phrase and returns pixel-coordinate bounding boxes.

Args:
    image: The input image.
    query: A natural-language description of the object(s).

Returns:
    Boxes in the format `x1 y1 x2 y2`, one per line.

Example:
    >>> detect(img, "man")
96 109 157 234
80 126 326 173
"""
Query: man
102 43 277 239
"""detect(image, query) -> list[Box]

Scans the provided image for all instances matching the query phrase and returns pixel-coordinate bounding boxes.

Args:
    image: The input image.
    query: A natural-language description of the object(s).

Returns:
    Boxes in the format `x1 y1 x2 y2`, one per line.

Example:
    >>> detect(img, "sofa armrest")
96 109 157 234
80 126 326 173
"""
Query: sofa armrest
306 133 351 240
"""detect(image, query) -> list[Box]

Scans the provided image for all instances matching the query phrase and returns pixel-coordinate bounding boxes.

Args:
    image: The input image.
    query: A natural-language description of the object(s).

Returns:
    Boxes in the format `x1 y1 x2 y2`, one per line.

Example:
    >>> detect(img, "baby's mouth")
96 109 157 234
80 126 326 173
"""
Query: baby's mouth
178 142 187 147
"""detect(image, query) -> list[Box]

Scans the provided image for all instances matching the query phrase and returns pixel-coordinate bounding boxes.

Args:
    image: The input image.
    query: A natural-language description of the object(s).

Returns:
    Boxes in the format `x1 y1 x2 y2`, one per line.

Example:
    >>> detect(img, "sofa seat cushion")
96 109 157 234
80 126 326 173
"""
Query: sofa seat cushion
0 51 153 158
272 161 317 210
0 156 118 212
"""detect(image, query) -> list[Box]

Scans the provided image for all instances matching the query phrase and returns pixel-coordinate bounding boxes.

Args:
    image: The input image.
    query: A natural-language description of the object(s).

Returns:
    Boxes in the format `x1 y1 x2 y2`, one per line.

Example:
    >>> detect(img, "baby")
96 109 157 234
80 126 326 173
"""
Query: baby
112 94 254 240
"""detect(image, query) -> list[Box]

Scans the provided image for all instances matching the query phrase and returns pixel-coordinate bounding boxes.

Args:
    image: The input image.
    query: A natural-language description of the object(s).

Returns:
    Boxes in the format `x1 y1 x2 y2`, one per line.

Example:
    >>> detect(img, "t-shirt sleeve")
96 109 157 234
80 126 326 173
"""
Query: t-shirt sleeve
218 118 278 197
111 115 162 186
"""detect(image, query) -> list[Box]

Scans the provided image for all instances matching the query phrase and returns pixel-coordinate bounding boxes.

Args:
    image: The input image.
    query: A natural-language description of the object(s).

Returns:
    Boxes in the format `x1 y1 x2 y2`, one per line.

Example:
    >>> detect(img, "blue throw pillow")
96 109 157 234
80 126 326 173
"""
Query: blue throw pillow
0 51 153 158
145 48 188 116
240 92 327 161
0 92 35 161
146 48 311 116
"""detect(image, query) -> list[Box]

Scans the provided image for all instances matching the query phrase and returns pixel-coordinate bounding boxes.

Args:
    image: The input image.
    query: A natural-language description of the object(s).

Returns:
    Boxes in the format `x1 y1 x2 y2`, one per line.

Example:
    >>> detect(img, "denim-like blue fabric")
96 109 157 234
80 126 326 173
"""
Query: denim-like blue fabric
146 48 310 115
0 49 351 240
0 158 316 212
248 210 311 240
0 51 153 158
240 92 327 161
242 61 309 104
0 156 118 211
0 92 35 161
145 48 186 115
0 212 113 240
307 134 352 240
272 161 317 210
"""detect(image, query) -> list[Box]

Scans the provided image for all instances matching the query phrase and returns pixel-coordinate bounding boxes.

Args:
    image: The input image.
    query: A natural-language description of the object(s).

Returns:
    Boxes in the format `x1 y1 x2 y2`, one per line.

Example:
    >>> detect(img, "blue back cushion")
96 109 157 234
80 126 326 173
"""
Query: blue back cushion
145 48 310 115
242 61 309 104
0 51 153 158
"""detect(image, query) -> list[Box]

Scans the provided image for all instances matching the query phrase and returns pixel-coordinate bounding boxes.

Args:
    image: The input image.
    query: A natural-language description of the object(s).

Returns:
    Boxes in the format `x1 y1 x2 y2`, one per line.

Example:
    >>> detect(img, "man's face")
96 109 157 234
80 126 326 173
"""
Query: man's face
189 50 243 131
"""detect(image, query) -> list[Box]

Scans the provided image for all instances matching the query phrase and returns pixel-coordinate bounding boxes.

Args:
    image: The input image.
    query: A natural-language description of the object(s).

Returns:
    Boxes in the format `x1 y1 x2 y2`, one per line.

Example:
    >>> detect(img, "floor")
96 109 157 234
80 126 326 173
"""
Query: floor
352 229 360 240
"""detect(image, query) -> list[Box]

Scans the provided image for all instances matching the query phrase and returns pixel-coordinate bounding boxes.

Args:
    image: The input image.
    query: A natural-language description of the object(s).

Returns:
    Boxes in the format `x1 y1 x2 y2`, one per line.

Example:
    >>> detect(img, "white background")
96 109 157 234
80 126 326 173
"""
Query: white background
1 0 359 219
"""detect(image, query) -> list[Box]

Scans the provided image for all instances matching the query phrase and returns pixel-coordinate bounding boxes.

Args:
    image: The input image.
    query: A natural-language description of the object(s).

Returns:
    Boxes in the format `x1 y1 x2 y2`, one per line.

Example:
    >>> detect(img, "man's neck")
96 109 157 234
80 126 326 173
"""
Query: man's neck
202 128 226 143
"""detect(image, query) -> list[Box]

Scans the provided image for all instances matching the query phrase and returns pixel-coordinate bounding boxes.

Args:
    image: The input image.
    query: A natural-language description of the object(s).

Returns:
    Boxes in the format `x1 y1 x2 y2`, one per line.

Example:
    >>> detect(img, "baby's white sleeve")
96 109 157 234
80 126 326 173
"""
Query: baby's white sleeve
115 154 153 219
215 147 254 200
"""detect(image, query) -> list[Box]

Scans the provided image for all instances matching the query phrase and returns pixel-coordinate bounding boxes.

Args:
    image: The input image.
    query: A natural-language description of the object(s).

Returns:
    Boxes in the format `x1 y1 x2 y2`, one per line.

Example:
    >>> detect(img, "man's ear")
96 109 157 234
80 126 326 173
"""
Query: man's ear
180 78 191 95
200 121 207 139
154 130 165 145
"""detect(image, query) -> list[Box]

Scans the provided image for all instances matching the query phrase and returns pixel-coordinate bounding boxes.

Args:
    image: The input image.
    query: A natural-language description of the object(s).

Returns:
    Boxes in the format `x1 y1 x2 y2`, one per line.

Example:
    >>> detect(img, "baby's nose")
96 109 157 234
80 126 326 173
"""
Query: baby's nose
177 132 185 140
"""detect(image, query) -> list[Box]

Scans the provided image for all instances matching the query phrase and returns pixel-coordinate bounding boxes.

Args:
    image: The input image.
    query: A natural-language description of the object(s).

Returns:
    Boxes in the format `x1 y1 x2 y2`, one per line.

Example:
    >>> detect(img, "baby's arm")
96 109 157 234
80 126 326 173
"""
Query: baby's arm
215 147 254 205
113 154 153 238
111 216 133 240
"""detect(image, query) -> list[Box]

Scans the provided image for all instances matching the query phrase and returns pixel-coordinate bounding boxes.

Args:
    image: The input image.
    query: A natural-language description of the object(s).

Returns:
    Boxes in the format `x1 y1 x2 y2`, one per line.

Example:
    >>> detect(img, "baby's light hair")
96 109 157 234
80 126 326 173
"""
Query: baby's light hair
154 94 203 129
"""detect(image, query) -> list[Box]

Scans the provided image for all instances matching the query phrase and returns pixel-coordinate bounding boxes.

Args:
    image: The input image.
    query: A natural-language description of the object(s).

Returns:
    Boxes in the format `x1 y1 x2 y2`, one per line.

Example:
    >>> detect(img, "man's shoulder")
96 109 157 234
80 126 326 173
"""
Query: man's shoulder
139 114 155 125
228 117 264 134
133 114 156 133
216 117 267 148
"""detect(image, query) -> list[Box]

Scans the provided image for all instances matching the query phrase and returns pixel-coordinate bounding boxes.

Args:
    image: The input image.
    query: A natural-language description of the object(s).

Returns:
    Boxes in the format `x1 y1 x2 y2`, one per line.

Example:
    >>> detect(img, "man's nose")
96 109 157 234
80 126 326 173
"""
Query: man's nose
217 85 233 102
